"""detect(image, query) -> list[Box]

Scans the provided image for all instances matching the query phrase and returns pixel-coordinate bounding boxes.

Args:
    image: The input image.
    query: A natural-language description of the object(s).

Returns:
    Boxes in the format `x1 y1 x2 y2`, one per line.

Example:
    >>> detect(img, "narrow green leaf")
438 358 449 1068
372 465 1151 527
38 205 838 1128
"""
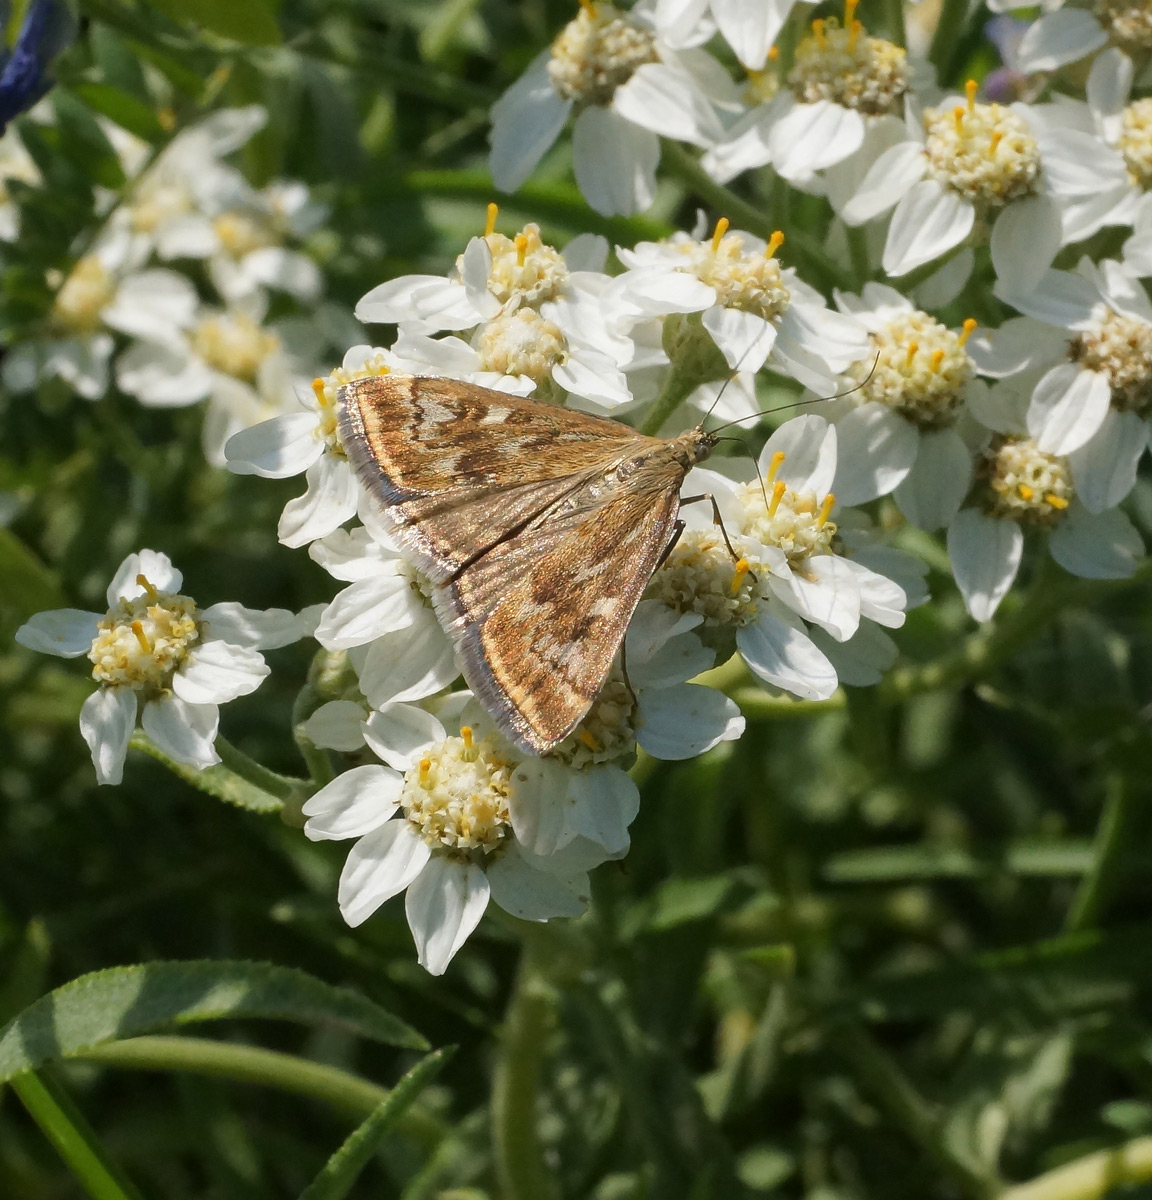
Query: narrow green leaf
0 960 427 1082
824 839 1096 883
0 527 65 639
299 1049 455 1200
145 0 281 45
69 83 166 142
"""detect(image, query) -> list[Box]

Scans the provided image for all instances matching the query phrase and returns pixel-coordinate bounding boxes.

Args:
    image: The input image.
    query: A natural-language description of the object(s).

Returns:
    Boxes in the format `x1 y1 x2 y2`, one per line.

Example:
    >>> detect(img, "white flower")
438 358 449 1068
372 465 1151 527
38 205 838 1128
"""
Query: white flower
489 1 728 216
15 550 302 785
302 703 617 975
650 415 912 700
654 0 798 70
1008 0 1150 73
994 257 1152 512
0 127 40 241
840 81 1129 290
615 219 870 392
829 283 983 528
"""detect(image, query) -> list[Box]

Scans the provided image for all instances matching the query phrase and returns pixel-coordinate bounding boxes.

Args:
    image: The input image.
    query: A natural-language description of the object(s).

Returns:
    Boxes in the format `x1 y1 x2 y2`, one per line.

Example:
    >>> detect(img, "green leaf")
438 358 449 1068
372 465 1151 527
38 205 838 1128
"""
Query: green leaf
68 83 166 143
299 1049 455 1200
0 960 427 1082
0 527 65 641
144 0 281 45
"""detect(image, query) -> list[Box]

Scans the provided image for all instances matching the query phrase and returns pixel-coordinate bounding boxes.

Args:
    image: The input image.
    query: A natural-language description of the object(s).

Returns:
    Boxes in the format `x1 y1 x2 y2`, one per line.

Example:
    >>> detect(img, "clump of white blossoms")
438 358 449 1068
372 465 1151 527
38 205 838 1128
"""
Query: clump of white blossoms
1007 0 1152 74
15 550 302 785
840 80 1128 289
489 0 727 216
831 284 984 530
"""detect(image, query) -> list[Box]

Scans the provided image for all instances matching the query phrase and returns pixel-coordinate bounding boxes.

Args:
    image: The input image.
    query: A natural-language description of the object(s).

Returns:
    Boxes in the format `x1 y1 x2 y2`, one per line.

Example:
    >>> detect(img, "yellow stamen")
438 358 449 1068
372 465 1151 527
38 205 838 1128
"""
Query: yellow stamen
818 494 835 525
844 0 859 25
131 621 151 653
580 728 599 750
930 349 945 372
953 105 965 132
966 79 977 111
812 17 826 47
578 0 596 12
905 342 919 367
768 480 786 516
730 558 751 595
768 44 780 60
312 377 327 406
1017 483 1034 501
485 201 498 237
134 574 159 601
711 216 730 252
958 317 977 346
461 725 474 750
515 233 528 266
419 758 431 782
989 128 1004 153
767 450 786 481
1045 493 1069 510
849 17 862 51
766 230 785 259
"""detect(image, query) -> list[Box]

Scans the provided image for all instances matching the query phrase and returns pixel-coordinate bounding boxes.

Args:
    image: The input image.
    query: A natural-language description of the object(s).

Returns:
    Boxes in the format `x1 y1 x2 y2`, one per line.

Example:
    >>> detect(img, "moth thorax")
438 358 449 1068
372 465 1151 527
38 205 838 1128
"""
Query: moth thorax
670 429 716 468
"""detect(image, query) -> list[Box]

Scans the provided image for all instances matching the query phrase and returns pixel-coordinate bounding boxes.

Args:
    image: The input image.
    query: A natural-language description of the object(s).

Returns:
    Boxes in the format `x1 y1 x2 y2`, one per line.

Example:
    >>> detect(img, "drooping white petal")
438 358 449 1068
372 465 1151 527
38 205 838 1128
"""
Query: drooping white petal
565 766 639 856
831 403 919 505
405 857 490 975
769 99 866 180
141 694 221 769
808 621 898 687
1027 364 1111 455
760 415 837 495
711 0 796 69
103 270 200 343
361 704 446 771
224 412 324 479
1069 410 1147 513
243 247 322 301
995 269 1100 330
487 843 588 921
990 195 1061 293
199 602 302 649
169 641 267 706
356 608 459 707
301 700 368 752
842 558 907 628
562 234 609 272
966 317 1069 378
946 509 1023 622
701 305 776 372
15 609 101 657
612 62 724 147
116 341 215 408
489 54 572 193
1036 128 1128 198
776 300 871 373
1095 259 1152 323
1087 48 1133 142
893 428 973 531
552 346 633 411
79 687 137 786
278 455 360 548
914 248 975 310
840 140 927 226
1049 502 1143 579
769 556 861 642
108 550 182 604
507 757 574 857
302 764 404 841
883 180 975 277
1015 9 1108 71
356 274 480 331
572 106 660 217
615 266 716 317
314 574 420 651
737 611 838 700
852 545 929 609
339 821 431 927
635 683 744 758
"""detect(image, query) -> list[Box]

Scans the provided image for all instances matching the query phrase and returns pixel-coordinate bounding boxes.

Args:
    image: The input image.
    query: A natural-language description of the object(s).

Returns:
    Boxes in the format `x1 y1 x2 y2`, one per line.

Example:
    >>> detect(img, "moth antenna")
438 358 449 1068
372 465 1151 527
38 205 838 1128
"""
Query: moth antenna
713 434 772 514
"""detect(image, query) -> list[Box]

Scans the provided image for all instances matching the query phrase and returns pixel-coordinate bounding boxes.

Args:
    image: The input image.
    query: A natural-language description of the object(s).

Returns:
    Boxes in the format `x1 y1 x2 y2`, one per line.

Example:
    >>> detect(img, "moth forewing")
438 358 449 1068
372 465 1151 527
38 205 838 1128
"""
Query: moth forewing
337 373 716 754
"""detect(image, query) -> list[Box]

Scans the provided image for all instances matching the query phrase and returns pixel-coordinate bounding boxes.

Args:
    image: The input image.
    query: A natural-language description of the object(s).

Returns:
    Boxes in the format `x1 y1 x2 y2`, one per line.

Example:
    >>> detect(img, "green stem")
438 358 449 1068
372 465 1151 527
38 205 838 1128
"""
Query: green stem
639 345 711 436
846 224 872 290
1064 773 1139 933
732 687 846 720
214 736 304 800
828 1024 1002 1199
11 1070 145 1200
73 1036 446 1144
491 929 560 1200
292 648 356 789
928 0 974 82
1000 1137 1152 1200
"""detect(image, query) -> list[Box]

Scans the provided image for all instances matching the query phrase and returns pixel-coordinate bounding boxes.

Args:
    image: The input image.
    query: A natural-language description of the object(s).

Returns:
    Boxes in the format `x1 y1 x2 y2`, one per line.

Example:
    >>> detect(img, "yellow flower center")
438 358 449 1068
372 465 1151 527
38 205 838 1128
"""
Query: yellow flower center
52 256 116 335
476 308 566 384
648 529 760 627
1119 99 1152 189
736 473 837 567
983 436 1072 524
88 581 200 692
191 312 281 381
788 11 908 115
548 2 659 106
472 221 570 308
319 354 393 455
128 179 193 234
1069 308 1152 412
675 222 791 321
550 668 637 767
1095 0 1152 50
212 211 274 258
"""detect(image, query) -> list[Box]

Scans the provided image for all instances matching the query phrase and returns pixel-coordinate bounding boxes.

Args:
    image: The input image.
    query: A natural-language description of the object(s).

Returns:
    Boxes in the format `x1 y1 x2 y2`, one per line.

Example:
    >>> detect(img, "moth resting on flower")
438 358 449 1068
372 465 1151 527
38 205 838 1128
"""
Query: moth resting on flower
338 374 719 755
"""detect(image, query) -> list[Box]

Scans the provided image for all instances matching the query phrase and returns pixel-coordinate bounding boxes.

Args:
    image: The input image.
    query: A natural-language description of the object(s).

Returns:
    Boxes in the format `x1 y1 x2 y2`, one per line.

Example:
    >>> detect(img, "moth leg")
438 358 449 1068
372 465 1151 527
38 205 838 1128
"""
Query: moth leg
653 518 686 572
679 493 756 582
619 636 637 707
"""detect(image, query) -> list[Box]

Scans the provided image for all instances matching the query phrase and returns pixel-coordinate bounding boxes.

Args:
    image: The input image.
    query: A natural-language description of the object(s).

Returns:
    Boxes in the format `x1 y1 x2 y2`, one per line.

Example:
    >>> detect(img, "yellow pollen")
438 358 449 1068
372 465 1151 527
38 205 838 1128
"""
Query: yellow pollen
485 201 498 237
580 728 600 750
419 758 431 781
461 725 474 750
844 0 859 24
818 494 836 525
1045 493 1069 510
953 105 965 132
515 233 528 266
768 480 787 516
849 17 862 50
989 129 1004 153
966 79 978 111
767 450 786 482
905 341 919 367
711 216 730 252
131 621 151 653
813 17 826 47
311 378 327 405
1017 483 1034 501
959 318 977 346
930 349 945 372
768 44 780 60
766 230 785 258
730 558 751 595
135 574 159 601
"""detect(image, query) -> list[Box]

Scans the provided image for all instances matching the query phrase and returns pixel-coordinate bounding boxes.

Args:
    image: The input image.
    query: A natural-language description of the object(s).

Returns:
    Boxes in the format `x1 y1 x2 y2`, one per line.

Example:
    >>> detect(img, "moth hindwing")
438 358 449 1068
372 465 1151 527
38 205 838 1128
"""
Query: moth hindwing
339 374 715 754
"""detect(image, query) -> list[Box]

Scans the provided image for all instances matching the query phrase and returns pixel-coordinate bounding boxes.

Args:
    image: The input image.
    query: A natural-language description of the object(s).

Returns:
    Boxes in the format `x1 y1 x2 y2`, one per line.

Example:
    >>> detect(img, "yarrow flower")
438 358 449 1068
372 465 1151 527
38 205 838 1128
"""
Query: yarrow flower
15 550 302 785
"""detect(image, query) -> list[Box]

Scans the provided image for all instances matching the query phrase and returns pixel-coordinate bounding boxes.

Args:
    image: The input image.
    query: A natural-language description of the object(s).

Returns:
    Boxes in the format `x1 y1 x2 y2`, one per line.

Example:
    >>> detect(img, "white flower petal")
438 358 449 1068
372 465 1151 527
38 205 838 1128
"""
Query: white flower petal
243 247 322 301
702 305 776 372
914 248 975 310
16 609 101 657
172 640 269 704
565 766 639 856
1016 9 1108 71
225 412 323 478
1027 364 1111 454
737 611 838 700
635 682 744 758
278 455 360 548
1036 128 1128 197
116 342 214 408
301 700 368 752
487 843 588 921
760 415 837 495
712 0 795 69
572 106 659 217
1049 502 1143 579
831 403 918 505
141 694 220 769
612 62 724 147
946 509 1023 622
489 54 572 193
361 703 446 771
356 274 479 331
339 821 431 927
808 621 897 687
405 857 490 975
1069 410 1147 513
883 179 974 277
79 687 137 786
769 99 865 179
995 269 1100 329
108 550 182 604
302 764 403 840
769 556 861 641
356 608 458 707
508 757 574 857
1087 48 1133 141
843 558 907 628
103 270 200 341
314 574 419 650
990 195 1061 293
841 140 927 226
199 602 301 649
893 427 973 531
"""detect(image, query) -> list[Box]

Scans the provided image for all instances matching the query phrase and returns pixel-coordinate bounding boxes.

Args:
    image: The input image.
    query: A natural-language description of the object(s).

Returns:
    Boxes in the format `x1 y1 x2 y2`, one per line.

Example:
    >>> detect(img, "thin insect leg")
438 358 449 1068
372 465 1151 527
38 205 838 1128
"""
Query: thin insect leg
677 494 756 583
620 634 637 706
654 518 686 571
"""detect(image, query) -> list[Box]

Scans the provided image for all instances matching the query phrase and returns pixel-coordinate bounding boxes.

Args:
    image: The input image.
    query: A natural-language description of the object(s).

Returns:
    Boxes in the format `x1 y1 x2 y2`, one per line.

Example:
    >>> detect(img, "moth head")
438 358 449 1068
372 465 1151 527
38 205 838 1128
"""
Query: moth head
671 428 717 468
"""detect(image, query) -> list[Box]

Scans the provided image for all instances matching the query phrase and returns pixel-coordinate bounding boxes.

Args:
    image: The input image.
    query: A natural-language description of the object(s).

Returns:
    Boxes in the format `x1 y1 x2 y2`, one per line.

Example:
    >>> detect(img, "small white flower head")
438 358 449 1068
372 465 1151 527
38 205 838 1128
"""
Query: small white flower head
474 306 568 389
51 254 119 336
981 435 1074 525
787 4 908 118
190 309 282 383
1096 0 1152 52
15 550 300 785
548 1 660 106
1118 97 1152 188
1067 307 1152 412
473 213 572 309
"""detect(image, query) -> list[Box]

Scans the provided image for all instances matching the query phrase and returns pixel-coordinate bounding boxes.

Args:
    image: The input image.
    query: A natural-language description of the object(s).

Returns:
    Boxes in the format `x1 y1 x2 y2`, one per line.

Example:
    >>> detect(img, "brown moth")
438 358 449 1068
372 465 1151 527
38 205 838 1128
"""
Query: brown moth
338 374 718 756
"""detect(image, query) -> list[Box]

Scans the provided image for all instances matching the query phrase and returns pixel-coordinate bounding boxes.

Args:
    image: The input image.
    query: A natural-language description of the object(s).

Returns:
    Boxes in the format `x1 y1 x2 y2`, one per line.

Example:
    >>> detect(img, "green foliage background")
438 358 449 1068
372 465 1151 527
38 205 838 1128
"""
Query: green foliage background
4 0 1152 1197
